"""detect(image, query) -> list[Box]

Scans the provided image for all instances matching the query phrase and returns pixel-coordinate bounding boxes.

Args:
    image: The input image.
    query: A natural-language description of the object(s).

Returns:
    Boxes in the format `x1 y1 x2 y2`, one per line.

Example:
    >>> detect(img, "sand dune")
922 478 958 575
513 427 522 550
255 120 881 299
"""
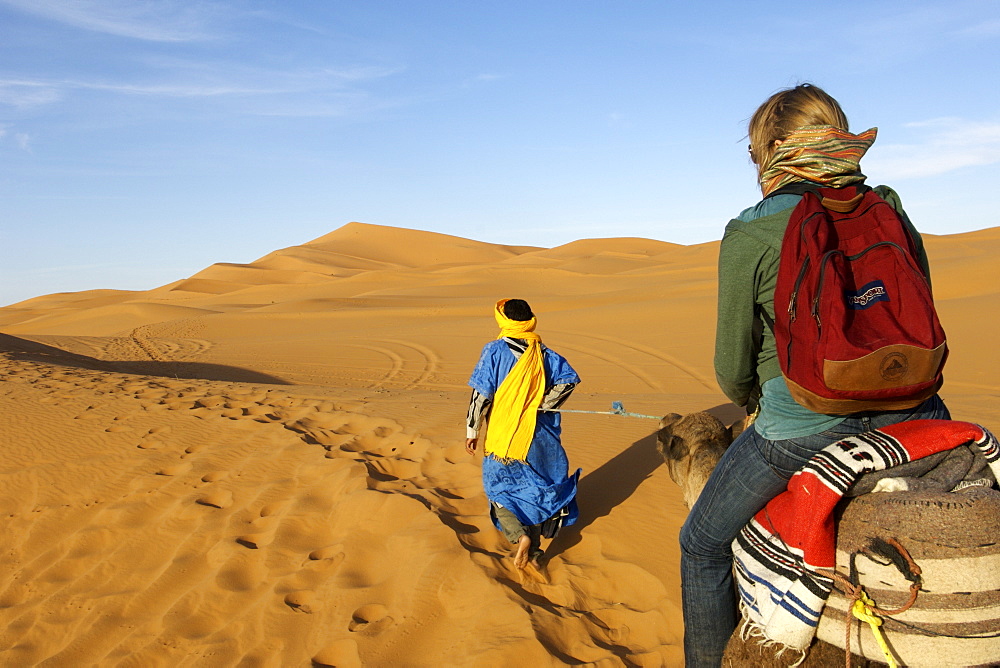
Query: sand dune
1 221 998 666
303 222 541 268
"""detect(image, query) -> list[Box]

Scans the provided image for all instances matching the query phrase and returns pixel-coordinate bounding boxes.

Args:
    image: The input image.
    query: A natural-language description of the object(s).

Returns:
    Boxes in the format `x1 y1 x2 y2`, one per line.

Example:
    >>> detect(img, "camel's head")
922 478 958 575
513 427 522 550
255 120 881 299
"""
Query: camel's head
656 412 743 508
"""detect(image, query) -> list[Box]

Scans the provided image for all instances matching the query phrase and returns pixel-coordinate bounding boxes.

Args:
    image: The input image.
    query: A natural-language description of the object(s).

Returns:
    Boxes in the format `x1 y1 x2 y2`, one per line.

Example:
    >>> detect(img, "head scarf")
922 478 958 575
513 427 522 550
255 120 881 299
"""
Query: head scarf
760 125 877 196
484 299 545 462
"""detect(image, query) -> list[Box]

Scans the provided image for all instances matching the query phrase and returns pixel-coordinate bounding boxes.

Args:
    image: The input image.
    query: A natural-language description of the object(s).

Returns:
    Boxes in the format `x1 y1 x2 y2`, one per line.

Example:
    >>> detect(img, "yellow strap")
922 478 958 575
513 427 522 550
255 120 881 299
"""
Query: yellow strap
484 340 545 461
851 591 898 668
484 299 546 462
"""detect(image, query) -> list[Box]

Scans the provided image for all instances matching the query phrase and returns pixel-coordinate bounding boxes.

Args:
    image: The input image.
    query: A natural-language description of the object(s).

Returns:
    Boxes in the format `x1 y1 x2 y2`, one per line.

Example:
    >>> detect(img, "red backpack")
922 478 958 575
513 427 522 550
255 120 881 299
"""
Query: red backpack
771 185 947 415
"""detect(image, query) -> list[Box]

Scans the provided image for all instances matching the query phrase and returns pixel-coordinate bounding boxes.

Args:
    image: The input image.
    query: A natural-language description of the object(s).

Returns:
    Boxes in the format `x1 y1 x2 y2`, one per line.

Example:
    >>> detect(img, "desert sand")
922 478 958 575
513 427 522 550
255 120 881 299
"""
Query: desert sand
1 221 998 667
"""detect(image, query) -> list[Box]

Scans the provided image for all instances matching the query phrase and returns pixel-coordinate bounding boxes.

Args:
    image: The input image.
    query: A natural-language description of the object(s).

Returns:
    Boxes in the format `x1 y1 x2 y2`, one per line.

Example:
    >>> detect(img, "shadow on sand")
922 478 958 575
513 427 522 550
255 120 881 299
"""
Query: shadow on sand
545 402 745 560
0 332 289 385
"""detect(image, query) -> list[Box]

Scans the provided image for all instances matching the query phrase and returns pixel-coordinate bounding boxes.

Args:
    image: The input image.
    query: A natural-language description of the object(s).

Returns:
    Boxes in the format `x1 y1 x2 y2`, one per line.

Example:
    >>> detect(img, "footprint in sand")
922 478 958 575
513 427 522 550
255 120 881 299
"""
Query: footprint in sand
303 550 346 576
235 529 275 549
201 471 228 482
362 458 423 483
137 427 169 449
283 590 315 613
183 443 205 456
156 463 191 476
258 503 285 518
138 388 167 399
195 490 234 509
189 407 226 420
312 640 361 668
246 405 275 421
269 408 317 427
194 395 227 409
338 437 367 454
348 603 392 634
307 545 345 562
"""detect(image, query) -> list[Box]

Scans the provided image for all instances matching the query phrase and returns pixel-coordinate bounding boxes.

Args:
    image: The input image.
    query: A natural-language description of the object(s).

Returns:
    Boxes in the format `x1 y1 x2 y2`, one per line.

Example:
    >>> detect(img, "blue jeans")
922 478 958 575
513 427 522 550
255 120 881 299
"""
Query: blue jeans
678 395 950 667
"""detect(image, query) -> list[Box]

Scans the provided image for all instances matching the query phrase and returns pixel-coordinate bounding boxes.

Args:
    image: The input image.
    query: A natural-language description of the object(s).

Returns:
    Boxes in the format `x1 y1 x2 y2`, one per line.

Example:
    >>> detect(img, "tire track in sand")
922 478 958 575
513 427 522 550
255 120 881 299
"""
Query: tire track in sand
549 329 716 392
344 339 439 390
376 339 440 389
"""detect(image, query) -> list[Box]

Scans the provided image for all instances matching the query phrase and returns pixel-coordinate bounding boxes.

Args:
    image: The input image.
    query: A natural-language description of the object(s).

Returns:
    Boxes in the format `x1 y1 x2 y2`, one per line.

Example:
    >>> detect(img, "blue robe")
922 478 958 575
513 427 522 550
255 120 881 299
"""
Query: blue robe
468 339 582 529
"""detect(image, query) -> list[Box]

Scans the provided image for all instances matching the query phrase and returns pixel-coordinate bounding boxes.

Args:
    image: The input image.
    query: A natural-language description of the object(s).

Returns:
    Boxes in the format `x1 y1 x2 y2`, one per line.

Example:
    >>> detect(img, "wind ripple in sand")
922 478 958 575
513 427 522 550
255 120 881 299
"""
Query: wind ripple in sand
0 350 681 665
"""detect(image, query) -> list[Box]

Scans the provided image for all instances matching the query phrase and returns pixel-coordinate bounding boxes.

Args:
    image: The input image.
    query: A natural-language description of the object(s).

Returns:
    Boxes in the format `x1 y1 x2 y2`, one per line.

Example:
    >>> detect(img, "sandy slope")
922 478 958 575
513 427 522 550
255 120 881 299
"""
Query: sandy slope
1 222 998 666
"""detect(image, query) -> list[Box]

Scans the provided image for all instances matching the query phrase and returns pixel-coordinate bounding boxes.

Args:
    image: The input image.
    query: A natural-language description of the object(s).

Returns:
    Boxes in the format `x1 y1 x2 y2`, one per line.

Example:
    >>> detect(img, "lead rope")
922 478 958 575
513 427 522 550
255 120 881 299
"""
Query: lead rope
821 537 922 668
539 400 661 420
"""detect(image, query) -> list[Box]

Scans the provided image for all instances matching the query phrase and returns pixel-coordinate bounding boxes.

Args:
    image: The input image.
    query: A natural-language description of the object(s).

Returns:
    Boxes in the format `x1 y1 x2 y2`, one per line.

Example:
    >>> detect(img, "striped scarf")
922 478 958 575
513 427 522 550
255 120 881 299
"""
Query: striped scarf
760 125 877 196
484 299 545 462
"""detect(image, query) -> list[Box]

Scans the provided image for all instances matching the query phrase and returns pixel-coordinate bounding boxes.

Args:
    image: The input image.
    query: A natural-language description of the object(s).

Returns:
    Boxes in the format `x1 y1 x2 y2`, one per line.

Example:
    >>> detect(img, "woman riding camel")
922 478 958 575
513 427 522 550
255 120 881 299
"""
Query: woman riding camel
679 83 951 667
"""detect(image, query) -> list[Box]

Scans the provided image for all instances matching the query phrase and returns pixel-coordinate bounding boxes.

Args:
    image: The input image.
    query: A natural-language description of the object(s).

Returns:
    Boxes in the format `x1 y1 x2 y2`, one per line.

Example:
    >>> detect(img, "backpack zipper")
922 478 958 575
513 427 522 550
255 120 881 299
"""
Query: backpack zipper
786 207 826 367
788 257 811 324
789 207 830 324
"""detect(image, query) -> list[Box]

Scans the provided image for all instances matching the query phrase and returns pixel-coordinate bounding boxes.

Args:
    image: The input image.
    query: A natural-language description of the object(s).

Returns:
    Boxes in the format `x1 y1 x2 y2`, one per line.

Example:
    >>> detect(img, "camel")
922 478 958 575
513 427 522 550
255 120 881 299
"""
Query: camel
656 411 1000 667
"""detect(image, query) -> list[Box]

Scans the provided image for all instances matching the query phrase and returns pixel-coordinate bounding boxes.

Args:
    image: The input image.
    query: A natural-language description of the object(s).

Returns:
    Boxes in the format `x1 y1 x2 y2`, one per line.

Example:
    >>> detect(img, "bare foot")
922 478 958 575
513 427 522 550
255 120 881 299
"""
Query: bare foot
523 558 548 584
513 535 531 569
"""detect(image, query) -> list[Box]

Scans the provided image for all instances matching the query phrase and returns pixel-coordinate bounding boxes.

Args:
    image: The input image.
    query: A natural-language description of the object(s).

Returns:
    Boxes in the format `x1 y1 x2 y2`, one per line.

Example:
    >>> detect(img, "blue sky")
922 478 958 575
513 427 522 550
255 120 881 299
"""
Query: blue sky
2 1 999 307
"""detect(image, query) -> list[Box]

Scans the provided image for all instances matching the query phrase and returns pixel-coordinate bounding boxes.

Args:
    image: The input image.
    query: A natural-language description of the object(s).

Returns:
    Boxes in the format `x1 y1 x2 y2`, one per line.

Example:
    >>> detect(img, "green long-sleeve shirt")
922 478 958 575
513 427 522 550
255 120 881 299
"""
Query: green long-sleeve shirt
714 185 930 410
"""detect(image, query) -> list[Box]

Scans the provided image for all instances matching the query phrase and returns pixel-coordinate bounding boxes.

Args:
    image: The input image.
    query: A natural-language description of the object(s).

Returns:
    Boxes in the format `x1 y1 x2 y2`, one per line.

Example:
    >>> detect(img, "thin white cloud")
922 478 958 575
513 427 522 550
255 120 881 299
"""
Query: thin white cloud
865 118 1000 180
0 63 400 108
15 133 31 151
0 0 216 42
0 80 62 108
77 80 278 98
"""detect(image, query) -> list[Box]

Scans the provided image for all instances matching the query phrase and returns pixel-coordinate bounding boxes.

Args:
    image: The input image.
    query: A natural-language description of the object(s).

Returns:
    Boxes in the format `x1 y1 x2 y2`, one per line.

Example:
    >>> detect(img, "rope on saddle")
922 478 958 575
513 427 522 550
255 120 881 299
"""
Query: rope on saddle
821 537 922 668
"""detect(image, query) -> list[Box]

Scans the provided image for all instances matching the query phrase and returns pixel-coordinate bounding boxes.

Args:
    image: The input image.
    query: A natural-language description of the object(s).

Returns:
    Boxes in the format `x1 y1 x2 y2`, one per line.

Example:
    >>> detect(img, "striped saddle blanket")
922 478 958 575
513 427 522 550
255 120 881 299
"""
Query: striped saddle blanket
732 419 1000 665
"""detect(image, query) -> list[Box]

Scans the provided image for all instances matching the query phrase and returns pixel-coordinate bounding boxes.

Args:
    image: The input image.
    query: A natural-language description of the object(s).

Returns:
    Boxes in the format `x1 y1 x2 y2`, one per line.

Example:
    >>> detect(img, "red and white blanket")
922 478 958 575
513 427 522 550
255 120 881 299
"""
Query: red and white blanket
732 419 1000 650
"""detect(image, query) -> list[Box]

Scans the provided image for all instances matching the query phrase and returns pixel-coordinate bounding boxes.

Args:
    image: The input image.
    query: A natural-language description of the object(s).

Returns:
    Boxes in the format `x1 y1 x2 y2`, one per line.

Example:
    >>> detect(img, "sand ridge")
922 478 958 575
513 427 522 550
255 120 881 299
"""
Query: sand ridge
1 221 998 666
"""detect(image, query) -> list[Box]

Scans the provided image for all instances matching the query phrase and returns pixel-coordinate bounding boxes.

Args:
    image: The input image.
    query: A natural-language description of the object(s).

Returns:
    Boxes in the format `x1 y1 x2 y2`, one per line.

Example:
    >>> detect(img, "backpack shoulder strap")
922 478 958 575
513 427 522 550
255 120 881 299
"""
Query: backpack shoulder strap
766 182 822 198
768 182 872 204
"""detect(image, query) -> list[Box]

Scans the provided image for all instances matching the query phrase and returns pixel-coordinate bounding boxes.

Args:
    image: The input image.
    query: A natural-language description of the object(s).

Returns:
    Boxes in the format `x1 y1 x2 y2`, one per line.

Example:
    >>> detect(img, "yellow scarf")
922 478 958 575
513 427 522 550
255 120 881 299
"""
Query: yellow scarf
484 299 545 462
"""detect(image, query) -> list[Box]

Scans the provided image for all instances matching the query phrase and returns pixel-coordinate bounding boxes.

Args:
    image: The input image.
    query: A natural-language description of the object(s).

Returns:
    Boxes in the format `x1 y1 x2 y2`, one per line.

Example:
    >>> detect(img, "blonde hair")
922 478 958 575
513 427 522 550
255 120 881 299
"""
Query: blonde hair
747 84 849 178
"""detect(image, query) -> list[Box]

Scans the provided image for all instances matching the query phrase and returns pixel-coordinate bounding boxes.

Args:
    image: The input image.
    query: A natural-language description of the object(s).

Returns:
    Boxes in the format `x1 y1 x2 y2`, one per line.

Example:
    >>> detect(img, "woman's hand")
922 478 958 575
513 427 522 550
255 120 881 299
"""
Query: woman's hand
465 437 478 455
